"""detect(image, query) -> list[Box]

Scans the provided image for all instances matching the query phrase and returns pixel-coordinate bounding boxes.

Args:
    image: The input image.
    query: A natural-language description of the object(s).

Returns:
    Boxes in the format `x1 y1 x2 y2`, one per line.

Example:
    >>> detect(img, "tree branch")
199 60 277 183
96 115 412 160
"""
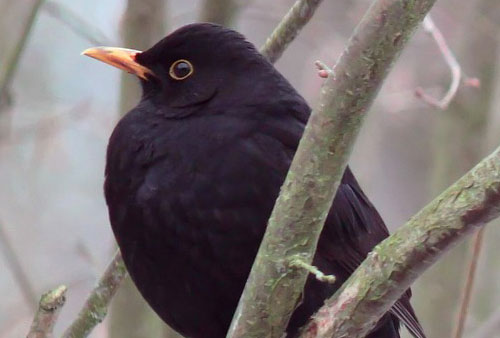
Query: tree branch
259 0 324 63
227 0 437 337
61 251 127 338
0 220 37 308
43 1 112 45
299 144 500 338
0 0 45 108
27 285 67 338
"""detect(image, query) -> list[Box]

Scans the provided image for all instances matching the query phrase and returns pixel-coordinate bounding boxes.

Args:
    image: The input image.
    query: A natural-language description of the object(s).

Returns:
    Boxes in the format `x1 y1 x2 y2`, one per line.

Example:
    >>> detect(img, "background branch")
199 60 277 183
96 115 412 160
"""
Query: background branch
43 1 112 45
0 0 45 109
415 15 463 109
0 220 37 308
228 0 437 337
259 0 323 63
26 285 67 338
299 143 500 338
61 252 126 338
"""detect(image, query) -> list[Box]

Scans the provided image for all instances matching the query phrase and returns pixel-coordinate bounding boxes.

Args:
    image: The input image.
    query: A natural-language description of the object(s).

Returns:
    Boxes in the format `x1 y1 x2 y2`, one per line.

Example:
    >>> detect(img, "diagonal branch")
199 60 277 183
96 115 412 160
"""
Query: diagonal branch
0 220 37 308
259 0 324 63
61 251 127 338
299 144 500 338
227 0 437 337
43 1 112 45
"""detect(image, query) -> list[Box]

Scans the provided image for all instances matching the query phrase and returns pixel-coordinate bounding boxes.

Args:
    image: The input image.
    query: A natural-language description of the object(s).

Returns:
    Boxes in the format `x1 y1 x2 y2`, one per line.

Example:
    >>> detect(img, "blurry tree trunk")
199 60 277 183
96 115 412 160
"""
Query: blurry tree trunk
199 0 240 27
109 1 180 337
413 2 500 337
118 0 167 114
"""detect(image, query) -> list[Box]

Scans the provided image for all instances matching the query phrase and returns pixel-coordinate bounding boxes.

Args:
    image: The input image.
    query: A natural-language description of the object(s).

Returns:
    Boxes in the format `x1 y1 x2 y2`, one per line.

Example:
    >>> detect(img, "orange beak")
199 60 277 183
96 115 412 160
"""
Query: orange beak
82 47 154 80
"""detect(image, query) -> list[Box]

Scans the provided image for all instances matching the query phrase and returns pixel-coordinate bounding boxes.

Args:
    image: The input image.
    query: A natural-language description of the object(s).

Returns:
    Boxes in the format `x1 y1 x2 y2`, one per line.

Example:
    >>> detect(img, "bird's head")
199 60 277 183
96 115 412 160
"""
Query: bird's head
83 23 285 115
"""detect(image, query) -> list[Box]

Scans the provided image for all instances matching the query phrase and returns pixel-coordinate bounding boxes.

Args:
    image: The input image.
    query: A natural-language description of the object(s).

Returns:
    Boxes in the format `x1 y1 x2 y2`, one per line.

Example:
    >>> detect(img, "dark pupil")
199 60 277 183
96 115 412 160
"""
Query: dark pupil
175 62 190 77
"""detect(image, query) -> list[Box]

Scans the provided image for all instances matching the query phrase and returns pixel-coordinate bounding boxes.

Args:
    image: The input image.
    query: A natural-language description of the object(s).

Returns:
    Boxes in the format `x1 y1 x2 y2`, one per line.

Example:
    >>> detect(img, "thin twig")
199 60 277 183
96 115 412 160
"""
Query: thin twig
27 285 67 338
415 15 479 109
0 0 45 108
259 0 324 63
61 251 127 338
299 145 500 338
43 1 112 45
0 221 37 308
289 257 335 284
452 227 487 338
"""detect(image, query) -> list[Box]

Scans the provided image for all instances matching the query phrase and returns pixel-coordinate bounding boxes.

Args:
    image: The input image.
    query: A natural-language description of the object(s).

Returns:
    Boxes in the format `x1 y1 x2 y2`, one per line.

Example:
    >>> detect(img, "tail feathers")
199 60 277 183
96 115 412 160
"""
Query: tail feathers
391 300 426 338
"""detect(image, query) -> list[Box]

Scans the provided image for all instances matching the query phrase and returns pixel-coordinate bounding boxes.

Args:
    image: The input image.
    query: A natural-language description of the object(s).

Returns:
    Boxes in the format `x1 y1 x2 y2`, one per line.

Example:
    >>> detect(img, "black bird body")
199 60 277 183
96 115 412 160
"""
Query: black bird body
100 24 425 338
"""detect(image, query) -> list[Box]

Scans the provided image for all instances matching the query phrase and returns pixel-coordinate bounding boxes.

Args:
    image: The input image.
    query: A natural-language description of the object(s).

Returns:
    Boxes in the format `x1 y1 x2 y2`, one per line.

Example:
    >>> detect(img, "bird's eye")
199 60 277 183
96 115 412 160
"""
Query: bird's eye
169 59 193 80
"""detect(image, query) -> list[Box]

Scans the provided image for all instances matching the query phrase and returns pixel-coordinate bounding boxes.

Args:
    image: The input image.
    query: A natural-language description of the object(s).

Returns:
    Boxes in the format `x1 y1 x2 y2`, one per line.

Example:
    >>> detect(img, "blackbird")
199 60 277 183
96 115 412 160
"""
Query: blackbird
83 23 426 338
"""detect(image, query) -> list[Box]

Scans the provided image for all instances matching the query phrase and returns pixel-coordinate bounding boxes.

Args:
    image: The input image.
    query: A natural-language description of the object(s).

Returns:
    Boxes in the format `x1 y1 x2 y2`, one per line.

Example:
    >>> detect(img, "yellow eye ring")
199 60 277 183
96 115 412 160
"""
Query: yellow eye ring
169 59 194 80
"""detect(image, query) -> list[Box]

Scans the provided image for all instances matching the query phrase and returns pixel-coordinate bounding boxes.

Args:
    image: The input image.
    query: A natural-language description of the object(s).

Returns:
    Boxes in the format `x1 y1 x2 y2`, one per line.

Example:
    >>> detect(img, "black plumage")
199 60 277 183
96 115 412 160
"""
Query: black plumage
99 23 426 338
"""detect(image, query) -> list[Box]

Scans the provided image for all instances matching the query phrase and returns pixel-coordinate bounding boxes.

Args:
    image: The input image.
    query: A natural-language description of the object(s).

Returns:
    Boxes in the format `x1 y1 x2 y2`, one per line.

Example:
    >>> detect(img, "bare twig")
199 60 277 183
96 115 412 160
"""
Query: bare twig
259 0 324 63
228 0 437 337
289 257 335 284
0 221 37 308
61 251 127 338
0 0 45 108
43 1 112 45
27 285 67 338
415 15 479 109
299 144 500 338
452 227 487 338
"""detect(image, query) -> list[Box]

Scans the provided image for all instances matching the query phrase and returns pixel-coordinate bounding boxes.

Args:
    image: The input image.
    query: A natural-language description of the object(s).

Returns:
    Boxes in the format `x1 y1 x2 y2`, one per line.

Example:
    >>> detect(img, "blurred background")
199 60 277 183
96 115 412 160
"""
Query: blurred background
1 0 499 337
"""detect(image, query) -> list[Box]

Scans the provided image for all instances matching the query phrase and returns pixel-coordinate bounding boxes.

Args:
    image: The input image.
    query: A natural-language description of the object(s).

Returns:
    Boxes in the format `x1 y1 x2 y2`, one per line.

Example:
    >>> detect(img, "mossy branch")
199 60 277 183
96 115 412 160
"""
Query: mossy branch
27 285 67 338
299 143 500 338
259 0 324 63
227 0 437 337
61 252 127 338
